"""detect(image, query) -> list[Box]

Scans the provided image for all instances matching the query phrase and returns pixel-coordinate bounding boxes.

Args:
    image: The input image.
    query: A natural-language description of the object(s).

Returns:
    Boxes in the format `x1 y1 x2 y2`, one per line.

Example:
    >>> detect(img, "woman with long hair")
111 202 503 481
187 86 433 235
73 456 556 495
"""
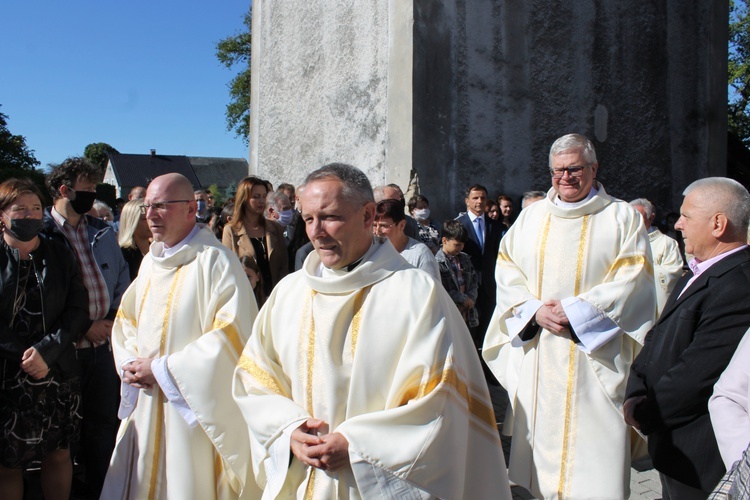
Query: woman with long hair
0 178 89 500
222 177 287 306
117 198 151 281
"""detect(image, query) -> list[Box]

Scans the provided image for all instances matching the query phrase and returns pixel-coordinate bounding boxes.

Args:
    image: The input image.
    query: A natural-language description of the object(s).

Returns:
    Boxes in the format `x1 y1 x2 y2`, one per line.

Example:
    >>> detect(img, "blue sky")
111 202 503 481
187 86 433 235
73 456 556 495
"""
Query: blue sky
1 1 250 170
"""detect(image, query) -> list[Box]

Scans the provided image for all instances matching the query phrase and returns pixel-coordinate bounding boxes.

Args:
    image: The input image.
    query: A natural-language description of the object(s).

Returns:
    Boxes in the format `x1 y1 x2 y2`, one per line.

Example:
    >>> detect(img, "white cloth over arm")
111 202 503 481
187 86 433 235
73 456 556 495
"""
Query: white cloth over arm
710 328 750 468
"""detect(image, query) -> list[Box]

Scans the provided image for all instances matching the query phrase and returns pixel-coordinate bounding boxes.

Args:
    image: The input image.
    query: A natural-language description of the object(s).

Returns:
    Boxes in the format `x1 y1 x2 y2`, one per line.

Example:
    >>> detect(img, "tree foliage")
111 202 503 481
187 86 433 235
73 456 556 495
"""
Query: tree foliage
0 106 46 197
216 8 252 144
730 0 750 145
84 142 119 173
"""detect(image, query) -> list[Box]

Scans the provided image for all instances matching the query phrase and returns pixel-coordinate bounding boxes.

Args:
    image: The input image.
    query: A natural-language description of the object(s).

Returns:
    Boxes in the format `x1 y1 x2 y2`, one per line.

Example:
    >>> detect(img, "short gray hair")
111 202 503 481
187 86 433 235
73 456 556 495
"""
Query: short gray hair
522 190 547 204
265 190 289 210
629 198 655 220
303 163 374 206
549 133 597 167
683 177 750 238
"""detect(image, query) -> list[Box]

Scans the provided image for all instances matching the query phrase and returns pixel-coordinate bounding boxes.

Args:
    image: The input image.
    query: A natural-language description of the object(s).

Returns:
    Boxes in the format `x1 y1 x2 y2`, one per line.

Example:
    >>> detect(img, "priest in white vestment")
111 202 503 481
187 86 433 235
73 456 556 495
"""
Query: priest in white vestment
631 198 685 316
234 163 511 499
102 173 261 499
483 134 656 500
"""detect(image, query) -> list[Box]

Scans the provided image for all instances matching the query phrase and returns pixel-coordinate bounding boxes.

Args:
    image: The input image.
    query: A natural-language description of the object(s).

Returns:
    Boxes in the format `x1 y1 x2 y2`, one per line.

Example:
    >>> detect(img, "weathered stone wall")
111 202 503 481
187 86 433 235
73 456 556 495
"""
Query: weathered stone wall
251 0 727 222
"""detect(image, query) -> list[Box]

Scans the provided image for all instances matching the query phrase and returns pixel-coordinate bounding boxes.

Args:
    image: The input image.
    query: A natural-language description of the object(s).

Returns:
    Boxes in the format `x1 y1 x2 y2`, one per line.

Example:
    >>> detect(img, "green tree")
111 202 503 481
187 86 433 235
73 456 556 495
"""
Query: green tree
730 0 750 145
0 106 46 198
84 142 119 173
216 8 252 144
207 184 225 207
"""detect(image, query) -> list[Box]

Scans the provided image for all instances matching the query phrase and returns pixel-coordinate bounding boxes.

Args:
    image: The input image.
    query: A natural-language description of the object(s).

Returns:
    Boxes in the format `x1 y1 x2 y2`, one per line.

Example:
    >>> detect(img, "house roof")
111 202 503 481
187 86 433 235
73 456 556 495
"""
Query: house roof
188 156 249 189
108 153 201 188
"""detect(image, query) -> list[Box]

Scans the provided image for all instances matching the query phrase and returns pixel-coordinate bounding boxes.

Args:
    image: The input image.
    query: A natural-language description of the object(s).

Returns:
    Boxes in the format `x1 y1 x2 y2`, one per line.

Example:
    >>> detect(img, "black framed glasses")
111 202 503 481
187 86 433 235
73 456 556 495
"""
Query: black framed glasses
549 163 592 179
140 200 192 215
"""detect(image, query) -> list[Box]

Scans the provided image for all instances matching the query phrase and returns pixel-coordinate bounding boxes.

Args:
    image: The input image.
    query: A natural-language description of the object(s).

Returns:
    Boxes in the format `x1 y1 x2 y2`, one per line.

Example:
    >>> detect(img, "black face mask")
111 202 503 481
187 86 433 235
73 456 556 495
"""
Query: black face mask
3 218 44 242
68 189 97 215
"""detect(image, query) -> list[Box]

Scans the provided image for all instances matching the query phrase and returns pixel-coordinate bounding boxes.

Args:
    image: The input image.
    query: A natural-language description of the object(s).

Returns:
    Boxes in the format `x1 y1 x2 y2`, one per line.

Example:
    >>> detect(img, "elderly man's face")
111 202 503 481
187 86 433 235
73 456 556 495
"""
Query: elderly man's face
301 179 375 269
675 190 717 261
145 178 196 247
551 149 597 203
633 205 653 230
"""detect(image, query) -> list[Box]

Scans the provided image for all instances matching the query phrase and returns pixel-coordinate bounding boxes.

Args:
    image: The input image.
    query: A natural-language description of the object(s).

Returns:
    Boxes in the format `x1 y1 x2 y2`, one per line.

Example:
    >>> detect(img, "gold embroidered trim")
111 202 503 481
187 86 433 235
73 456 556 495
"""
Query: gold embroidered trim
136 279 151 324
497 252 512 262
148 391 164 499
304 468 316 499
397 367 496 429
160 267 184 356
212 318 244 358
306 290 317 415
537 215 552 298
237 354 285 396
350 287 369 357
574 216 589 297
608 255 653 277
558 215 589 497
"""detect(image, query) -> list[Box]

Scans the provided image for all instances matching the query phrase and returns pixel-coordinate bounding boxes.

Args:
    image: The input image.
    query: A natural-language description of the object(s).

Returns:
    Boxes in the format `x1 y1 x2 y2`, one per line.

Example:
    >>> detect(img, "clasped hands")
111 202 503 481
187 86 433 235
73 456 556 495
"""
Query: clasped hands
290 418 349 472
21 347 49 380
122 357 157 389
535 299 570 335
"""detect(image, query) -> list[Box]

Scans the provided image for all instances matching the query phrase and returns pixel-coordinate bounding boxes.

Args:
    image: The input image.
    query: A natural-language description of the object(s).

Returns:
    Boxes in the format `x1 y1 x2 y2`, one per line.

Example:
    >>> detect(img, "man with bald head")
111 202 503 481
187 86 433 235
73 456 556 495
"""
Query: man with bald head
234 163 510 499
625 177 750 498
128 185 146 200
102 173 260 499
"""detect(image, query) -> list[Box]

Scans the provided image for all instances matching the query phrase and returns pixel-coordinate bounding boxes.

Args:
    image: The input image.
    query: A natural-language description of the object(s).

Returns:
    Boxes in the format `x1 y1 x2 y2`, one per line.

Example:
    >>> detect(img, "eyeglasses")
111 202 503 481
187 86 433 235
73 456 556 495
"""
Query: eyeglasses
549 163 592 179
373 222 394 231
140 200 192 215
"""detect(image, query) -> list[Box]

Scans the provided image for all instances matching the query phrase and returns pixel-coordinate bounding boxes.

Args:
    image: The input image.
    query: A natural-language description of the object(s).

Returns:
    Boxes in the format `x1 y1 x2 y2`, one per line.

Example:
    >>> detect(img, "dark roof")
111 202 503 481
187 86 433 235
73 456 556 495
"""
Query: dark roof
188 157 249 189
108 153 201 188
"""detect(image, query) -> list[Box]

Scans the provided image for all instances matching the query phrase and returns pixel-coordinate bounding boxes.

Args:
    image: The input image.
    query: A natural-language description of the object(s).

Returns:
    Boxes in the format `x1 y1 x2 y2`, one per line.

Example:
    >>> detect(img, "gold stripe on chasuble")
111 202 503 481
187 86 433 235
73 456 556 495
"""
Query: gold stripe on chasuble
397 367 496 429
237 355 286 396
147 267 184 499
212 318 245 357
537 215 552 298
350 287 369 357
557 214 589 498
607 255 653 277
148 391 165 499
136 279 151 324
303 291 317 416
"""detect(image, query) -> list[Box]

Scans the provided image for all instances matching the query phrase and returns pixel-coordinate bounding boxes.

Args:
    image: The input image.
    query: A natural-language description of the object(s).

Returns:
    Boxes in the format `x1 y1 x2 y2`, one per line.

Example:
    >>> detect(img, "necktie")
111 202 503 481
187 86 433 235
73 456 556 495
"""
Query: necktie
475 216 484 249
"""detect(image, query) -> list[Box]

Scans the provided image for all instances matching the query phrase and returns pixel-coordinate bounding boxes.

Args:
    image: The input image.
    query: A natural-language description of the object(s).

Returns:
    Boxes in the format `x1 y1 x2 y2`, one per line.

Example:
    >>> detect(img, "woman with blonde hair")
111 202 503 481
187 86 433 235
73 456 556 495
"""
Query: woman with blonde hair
117 198 151 281
222 176 287 305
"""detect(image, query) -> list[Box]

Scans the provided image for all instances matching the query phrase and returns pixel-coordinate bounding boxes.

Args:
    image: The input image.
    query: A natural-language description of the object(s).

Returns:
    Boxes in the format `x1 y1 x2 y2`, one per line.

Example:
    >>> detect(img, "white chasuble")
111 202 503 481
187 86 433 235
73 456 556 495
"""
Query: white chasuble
103 226 261 500
648 228 684 316
234 239 511 499
483 185 656 500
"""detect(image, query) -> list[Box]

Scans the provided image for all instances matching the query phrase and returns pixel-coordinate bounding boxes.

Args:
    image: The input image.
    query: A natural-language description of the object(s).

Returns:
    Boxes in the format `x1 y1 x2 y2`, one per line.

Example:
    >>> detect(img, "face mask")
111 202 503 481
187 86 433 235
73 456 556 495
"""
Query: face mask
277 209 294 227
197 200 207 213
69 189 97 215
413 208 430 221
2 216 44 242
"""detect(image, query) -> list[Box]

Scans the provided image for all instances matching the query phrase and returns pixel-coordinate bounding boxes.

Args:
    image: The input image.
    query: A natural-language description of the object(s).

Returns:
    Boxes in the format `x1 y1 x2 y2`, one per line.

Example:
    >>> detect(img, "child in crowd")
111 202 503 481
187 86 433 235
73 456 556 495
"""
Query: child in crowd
240 256 264 308
435 220 479 330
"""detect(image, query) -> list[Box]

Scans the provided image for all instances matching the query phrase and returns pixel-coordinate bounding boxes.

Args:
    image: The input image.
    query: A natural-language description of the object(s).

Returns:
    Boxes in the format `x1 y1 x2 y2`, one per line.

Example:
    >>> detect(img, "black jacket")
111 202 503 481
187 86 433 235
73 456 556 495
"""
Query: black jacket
625 247 750 491
0 235 89 376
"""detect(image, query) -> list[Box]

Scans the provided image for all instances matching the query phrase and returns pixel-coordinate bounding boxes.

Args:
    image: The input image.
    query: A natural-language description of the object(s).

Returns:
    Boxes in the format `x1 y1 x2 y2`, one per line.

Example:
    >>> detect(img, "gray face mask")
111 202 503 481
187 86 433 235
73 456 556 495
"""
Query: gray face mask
2 216 44 242
277 209 294 227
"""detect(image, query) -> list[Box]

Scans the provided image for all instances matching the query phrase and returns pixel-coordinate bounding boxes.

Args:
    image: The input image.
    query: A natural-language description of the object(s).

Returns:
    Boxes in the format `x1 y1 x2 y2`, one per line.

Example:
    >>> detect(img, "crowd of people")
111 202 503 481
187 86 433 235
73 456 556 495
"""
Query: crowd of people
1 133 749 499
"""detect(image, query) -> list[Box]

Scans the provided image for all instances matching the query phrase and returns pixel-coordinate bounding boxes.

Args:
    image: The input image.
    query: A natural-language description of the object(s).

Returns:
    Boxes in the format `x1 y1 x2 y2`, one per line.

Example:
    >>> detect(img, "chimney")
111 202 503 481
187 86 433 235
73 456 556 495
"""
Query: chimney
150 149 156 157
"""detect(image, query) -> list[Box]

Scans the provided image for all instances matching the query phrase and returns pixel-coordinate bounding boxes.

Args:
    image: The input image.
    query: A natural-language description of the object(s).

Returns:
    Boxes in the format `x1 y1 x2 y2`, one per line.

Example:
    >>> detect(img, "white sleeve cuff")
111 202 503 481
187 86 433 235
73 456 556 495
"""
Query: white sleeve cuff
264 418 309 499
152 356 199 428
117 357 139 420
507 299 543 347
561 297 620 353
